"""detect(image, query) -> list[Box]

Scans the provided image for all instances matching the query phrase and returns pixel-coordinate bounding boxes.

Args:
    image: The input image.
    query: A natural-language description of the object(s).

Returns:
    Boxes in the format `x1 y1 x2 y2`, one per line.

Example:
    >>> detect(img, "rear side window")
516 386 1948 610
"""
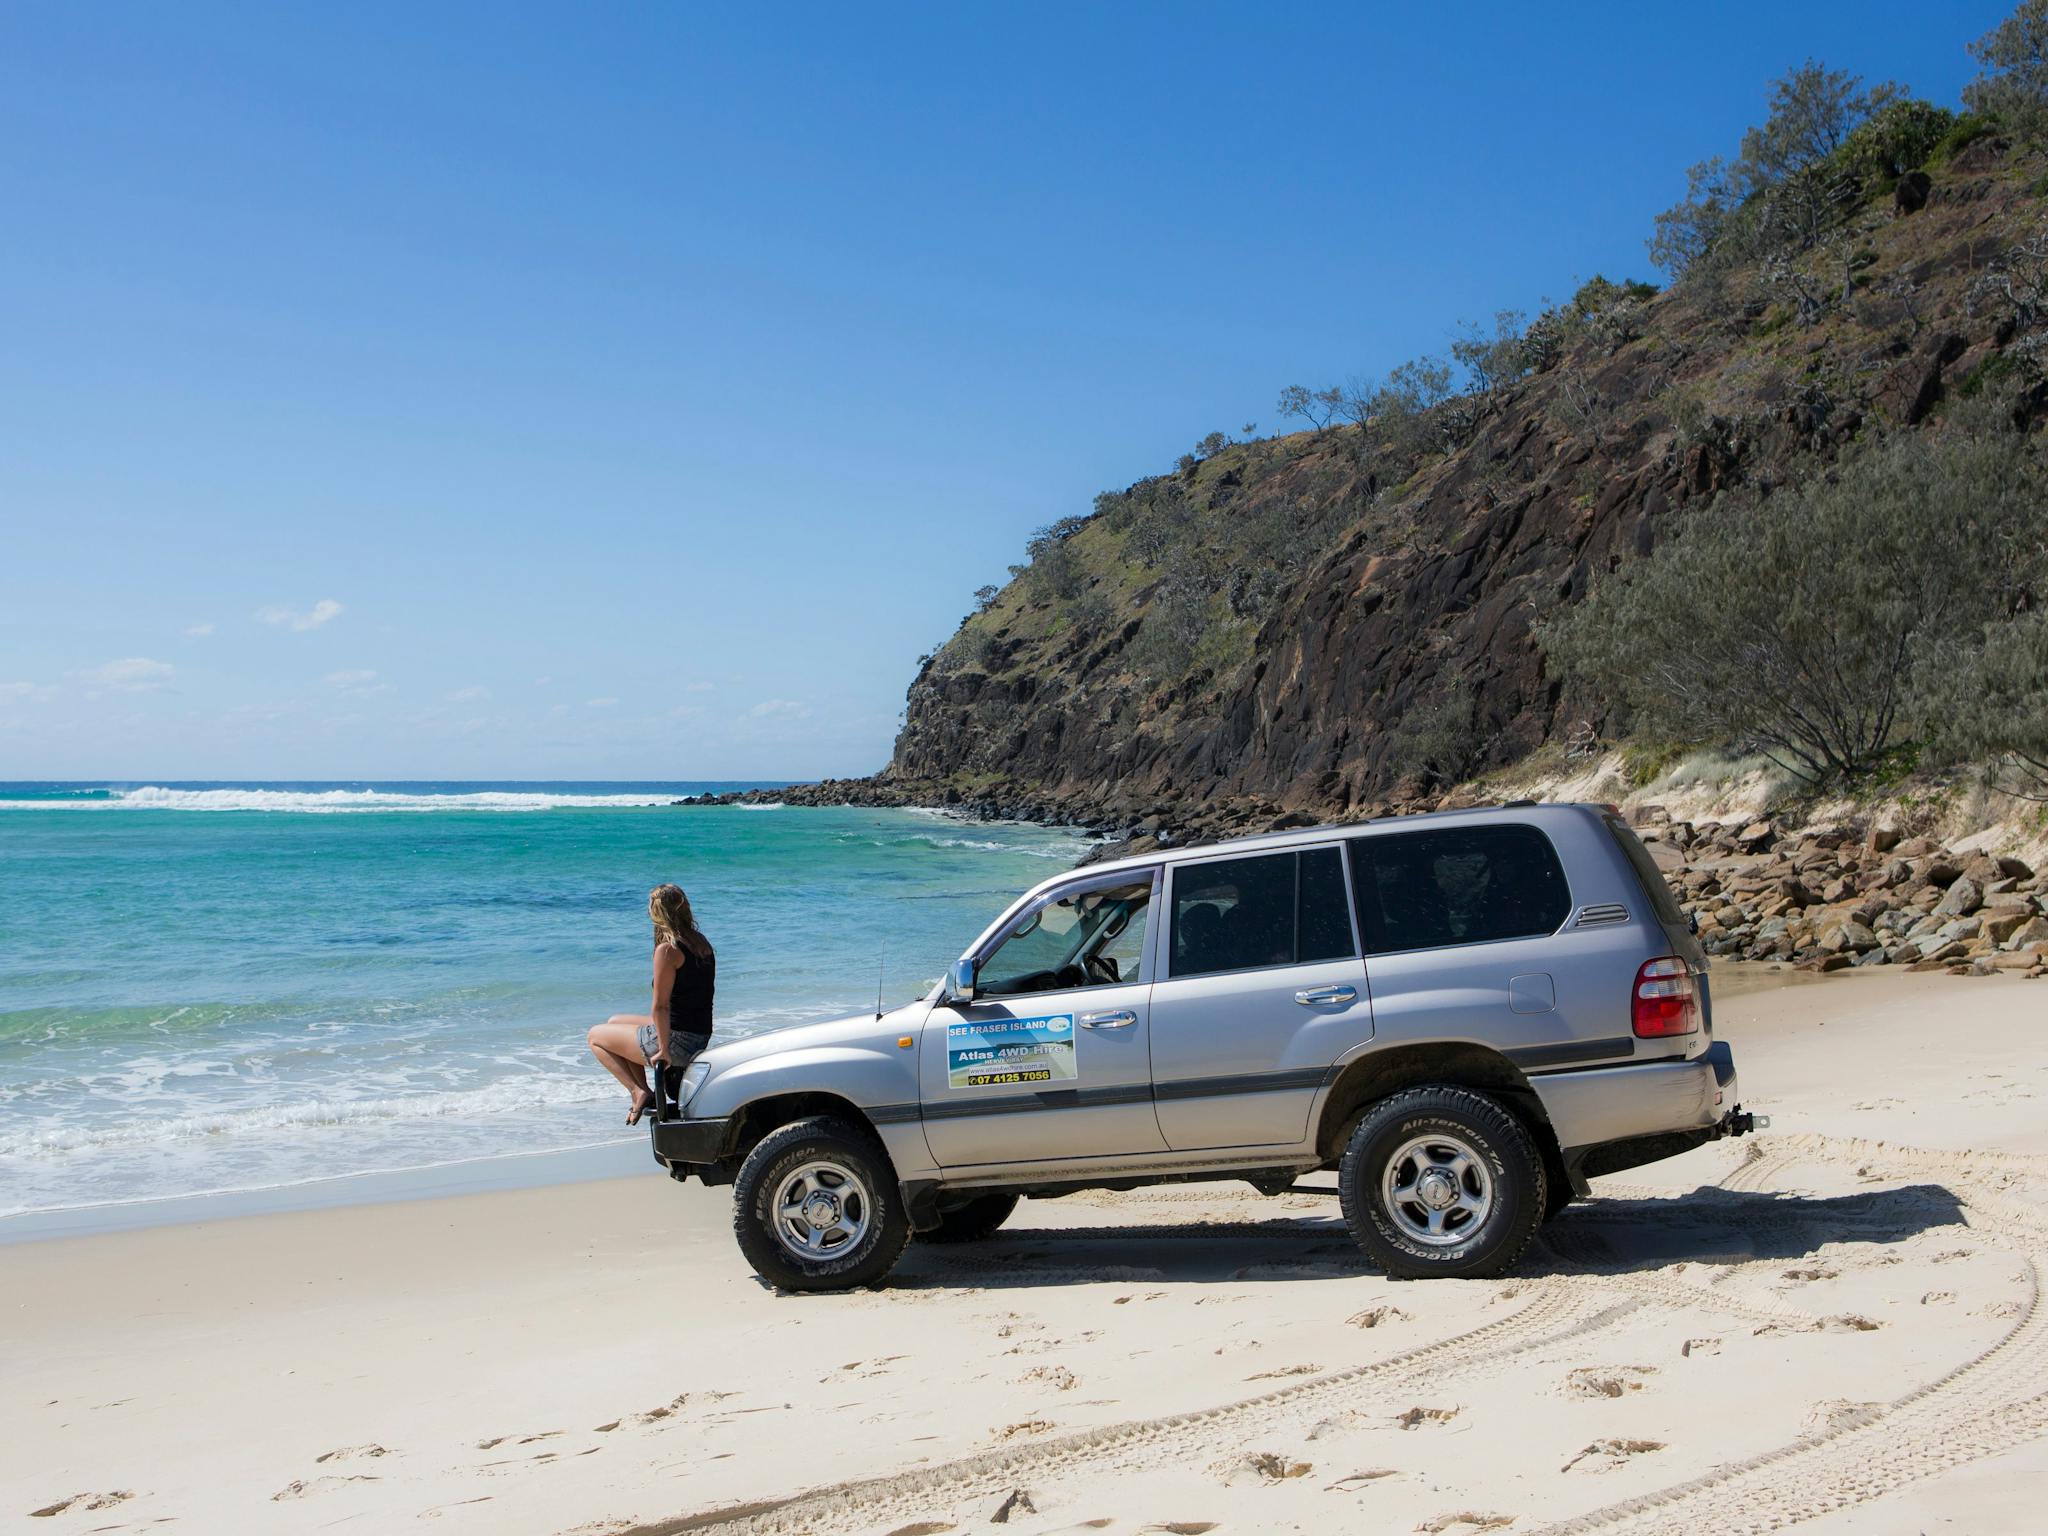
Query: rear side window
1171 847 1356 977
1348 825 1570 955
1604 816 1686 926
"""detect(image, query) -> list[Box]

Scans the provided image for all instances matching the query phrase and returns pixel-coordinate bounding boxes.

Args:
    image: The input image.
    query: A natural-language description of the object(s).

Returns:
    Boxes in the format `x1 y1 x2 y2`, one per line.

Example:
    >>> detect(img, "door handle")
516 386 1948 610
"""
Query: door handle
1078 1009 1137 1030
1295 985 1358 1006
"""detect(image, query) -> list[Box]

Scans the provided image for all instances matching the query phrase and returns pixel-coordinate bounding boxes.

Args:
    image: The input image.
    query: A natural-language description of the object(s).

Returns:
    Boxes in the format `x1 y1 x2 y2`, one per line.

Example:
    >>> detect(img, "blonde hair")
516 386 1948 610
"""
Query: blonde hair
648 884 711 959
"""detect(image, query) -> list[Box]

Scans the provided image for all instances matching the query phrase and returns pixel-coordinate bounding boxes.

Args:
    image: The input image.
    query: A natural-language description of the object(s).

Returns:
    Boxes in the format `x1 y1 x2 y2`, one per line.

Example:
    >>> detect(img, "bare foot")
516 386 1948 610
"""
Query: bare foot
626 1088 652 1126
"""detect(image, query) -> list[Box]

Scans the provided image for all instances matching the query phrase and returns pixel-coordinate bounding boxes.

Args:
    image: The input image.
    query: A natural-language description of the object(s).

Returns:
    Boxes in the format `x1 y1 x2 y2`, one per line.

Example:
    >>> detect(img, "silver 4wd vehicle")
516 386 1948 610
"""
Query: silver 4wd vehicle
649 803 1763 1291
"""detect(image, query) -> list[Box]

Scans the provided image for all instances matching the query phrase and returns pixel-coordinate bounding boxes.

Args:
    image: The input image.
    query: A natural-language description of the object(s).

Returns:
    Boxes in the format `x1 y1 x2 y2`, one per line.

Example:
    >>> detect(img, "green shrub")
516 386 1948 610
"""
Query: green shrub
1837 98 1956 185
1927 111 2001 165
1542 424 2046 784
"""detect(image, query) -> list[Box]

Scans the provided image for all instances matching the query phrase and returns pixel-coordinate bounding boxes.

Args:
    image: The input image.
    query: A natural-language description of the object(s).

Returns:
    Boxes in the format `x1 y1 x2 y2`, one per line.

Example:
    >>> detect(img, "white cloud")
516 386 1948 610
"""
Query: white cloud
84 657 174 692
0 681 55 704
256 598 345 632
744 698 813 721
183 622 215 639
445 686 491 703
324 668 387 696
586 696 620 708
534 675 554 687
685 680 716 693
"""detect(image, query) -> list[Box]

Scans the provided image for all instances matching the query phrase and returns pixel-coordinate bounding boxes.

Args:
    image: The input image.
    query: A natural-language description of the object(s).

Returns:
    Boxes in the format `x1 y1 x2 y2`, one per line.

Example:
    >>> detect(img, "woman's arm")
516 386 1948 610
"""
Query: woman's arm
649 943 681 1064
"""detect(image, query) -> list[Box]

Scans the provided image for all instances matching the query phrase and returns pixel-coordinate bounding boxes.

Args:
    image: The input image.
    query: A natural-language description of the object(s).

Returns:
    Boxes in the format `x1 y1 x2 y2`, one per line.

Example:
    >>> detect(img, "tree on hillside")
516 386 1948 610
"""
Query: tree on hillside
1542 423 2046 783
1277 384 1342 432
1648 59 1898 278
1968 0 2048 136
1450 310 1530 394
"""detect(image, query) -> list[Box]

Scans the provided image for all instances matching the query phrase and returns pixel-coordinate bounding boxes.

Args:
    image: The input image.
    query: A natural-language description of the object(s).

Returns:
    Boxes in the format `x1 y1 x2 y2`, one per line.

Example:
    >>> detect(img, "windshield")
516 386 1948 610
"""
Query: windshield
977 877 1153 996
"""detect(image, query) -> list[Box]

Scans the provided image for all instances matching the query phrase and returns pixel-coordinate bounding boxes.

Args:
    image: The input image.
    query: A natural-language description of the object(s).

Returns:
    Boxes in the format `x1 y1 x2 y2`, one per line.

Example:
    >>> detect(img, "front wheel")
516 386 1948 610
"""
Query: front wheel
731 1117 910 1292
915 1193 1018 1244
1338 1085 1545 1280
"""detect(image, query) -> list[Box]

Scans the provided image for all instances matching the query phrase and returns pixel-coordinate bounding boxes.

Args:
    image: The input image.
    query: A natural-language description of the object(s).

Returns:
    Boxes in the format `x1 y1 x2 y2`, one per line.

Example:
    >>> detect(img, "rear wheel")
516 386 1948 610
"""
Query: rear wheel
1339 1085 1545 1280
731 1117 909 1292
916 1193 1018 1244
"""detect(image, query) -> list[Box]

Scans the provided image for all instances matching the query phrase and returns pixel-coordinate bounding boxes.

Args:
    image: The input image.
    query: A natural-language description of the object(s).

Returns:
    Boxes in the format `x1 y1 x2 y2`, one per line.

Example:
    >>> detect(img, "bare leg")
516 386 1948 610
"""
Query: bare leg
588 1017 652 1123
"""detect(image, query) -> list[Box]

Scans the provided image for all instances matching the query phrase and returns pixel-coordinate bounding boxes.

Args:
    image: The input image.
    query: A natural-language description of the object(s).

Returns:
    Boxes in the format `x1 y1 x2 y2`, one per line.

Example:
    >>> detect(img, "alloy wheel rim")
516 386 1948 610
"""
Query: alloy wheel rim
1381 1132 1493 1245
771 1159 872 1261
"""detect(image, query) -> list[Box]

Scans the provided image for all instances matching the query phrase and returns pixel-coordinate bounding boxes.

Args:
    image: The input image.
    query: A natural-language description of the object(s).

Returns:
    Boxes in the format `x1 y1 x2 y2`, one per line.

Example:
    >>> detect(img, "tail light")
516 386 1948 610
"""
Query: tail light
1632 956 1700 1037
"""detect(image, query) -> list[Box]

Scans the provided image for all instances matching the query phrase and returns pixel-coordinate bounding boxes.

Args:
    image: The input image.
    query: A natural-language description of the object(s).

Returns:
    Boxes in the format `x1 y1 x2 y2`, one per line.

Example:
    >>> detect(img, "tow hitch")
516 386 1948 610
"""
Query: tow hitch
1713 1104 1769 1138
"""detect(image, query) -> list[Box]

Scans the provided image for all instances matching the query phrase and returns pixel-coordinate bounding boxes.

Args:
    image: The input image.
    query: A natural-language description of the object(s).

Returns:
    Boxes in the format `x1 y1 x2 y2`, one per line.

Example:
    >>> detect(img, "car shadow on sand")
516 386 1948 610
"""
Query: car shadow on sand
876 1182 1970 1291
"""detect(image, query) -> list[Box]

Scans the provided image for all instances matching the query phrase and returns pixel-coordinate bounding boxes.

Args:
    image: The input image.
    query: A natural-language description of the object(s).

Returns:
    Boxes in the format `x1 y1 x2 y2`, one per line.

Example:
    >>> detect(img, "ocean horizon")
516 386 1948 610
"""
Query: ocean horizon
0 781 1093 1228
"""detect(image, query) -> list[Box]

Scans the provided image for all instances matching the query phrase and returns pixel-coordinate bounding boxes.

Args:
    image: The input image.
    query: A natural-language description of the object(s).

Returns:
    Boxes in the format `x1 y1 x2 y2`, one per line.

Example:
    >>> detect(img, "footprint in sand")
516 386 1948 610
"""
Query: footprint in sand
1348 1305 1413 1329
316 1443 391 1463
991 1418 1057 1441
1680 1337 1721 1358
1561 1438 1665 1473
1246 1363 1320 1380
1135 1525 1218 1535
1022 1364 1079 1391
273 1475 380 1501
1921 1290 1957 1305
1327 1468 1401 1492
1416 1513 1516 1534
1210 1451 1313 1485
1396 1405 1460 1430
1562 1366 1655 1399
29 1491 132 1518
1780 1265 1838 1281
882 1524 956 1536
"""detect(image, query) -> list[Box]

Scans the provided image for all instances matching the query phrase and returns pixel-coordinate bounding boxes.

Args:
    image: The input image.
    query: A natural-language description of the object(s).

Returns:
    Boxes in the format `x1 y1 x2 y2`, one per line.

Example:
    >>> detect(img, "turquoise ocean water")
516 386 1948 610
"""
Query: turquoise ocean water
0 783 1091 1221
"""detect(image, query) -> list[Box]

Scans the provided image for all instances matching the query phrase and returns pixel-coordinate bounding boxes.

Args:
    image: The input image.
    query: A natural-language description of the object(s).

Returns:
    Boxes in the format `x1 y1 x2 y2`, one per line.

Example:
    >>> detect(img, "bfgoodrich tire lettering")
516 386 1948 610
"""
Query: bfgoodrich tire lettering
1338 1085 1545 1280
915 1192 1019 1244
732 1116 910 1292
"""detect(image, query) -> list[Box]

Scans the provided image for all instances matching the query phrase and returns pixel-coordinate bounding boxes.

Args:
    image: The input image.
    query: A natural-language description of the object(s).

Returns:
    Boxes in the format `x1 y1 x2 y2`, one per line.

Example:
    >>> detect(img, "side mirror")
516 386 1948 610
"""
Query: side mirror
943 957 978 1004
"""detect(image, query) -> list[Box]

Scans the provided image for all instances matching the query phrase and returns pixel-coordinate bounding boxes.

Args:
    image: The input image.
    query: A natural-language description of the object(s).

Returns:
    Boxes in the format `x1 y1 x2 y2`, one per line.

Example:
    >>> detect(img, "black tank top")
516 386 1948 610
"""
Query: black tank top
665 944 715 1039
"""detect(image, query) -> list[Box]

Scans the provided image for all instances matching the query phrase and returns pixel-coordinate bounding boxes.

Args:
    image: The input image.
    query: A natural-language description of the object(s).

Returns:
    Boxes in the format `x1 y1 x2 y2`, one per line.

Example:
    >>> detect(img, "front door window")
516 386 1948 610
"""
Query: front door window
977 878 1153 996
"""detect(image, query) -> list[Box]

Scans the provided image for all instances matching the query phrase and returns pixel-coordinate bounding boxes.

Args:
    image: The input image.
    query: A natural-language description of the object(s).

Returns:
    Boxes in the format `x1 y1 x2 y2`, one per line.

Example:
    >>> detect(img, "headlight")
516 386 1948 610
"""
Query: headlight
678 1060 712 1106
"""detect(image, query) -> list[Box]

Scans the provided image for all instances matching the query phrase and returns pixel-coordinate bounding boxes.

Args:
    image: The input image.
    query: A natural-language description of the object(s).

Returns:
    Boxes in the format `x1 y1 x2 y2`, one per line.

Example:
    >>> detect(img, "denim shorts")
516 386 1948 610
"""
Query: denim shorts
639 1025 710 1065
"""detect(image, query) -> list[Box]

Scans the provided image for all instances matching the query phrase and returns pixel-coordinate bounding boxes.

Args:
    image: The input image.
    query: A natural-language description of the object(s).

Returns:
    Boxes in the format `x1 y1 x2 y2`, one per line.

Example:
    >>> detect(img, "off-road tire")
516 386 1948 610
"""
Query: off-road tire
731 1116 910 1292
916 1193 1019 1244
1338 1085 1545 1280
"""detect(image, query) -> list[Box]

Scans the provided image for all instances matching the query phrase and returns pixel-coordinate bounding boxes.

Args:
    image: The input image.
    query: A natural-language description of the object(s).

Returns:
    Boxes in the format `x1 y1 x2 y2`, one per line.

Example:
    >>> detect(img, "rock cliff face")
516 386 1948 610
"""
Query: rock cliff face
833 137 2048 835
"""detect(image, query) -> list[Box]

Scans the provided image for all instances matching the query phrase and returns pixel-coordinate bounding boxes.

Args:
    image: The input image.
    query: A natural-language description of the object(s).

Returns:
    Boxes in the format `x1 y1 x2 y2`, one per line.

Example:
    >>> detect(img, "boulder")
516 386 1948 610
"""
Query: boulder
1895 169 1932 214
1983 910 2032 945
2003 916 2048 951
1737 820 1777 852
1866 823 1902 855
1933 877 1984 919
1822 920 1879 953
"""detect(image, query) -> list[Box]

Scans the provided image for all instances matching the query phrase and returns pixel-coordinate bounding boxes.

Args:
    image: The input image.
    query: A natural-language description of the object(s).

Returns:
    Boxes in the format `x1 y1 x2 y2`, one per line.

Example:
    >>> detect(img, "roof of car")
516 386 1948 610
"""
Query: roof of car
1070 800 1609 881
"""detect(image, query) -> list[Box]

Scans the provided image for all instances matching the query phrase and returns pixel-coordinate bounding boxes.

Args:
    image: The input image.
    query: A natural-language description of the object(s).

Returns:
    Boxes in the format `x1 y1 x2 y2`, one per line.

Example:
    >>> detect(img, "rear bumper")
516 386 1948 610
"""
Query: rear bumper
1532 1039 1736 1153
648 1114 735 1172
1537 1041 1757 1188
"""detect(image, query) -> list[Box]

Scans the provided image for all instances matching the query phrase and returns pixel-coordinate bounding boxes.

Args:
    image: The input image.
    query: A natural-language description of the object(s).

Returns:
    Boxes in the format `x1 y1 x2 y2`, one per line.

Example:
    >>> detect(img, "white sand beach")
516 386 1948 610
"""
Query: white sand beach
7 967 2046 1535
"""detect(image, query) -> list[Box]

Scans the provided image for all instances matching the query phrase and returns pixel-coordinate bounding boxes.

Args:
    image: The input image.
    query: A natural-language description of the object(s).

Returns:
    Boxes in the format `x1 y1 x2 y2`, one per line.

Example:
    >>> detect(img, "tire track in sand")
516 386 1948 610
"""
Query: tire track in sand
608 1285 1637 1536
599 1133 2046 1536
1531 1132 2048 1534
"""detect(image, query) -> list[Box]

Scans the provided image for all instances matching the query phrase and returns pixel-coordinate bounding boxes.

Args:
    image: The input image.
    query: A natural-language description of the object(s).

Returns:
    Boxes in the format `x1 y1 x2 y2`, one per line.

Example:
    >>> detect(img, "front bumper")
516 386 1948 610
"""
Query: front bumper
649 1114 735 1172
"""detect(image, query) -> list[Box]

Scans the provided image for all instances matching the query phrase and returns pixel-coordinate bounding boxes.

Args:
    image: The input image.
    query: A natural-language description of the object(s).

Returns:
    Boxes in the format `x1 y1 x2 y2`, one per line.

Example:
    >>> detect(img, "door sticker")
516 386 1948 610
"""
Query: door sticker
947 1014 1077 1089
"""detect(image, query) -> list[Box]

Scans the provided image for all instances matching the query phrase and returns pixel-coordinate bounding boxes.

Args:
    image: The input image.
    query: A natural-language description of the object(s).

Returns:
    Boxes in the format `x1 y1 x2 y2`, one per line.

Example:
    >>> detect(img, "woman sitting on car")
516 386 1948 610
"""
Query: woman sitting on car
587 884 716 1125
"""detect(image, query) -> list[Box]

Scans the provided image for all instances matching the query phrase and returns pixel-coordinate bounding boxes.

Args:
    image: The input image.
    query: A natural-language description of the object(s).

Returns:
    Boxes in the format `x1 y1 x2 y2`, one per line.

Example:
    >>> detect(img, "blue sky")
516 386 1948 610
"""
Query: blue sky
0 1 2009 780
